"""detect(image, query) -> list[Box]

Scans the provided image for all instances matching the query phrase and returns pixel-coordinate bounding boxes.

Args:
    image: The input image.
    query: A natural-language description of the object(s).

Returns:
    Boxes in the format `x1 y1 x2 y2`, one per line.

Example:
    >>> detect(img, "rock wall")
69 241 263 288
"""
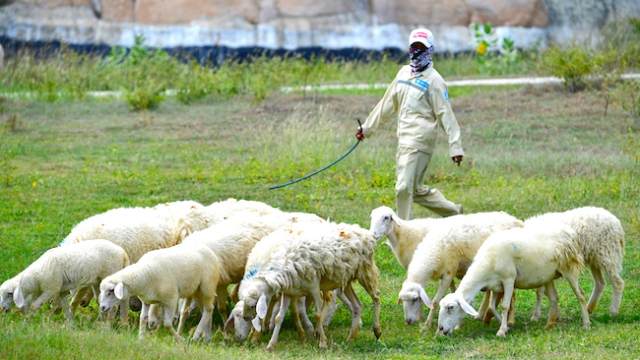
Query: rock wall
0 0 638 56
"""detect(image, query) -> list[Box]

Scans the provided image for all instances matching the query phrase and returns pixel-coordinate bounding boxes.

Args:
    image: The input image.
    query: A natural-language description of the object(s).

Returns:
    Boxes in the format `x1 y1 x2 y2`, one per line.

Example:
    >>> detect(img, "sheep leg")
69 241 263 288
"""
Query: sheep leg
118 297 129 323
177 297 191 335
28 292 53 315
587 266 605 314
297 297 315 334
423 274 454 331
193 294 214 343
358 274 381 339
563 272 591 330
266 294 291 351
531 286 545 321
543 281 559 329
216 283 229 324
310 289 329 349
59 292 74 322
606 268 624 316
507 290 516 327
342 283 362 342
496 281 514 337
477 291 492 323
488 291 503 324
138 302 150 340
163 300 185 342
290 297 311 338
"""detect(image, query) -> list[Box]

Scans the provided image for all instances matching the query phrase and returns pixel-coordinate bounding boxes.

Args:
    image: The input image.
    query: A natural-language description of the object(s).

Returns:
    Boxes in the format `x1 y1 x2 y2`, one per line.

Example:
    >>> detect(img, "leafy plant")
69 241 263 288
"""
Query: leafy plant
470 23 520 75
542 44 597 92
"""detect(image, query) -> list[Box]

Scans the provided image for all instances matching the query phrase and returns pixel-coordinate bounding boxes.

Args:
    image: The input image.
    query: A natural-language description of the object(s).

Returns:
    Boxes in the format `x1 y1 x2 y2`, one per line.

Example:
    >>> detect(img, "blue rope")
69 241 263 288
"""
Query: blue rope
269 119 363 190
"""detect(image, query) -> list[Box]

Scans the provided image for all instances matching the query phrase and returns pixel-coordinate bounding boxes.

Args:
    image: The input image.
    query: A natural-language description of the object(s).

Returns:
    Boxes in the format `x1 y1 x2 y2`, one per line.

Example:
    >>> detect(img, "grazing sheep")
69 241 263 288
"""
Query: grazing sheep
397 211 524 330
437 218 589 337
239 221 381 350
13 240 130 321
180 211 326 324
531 207 625 316
99 242 221 342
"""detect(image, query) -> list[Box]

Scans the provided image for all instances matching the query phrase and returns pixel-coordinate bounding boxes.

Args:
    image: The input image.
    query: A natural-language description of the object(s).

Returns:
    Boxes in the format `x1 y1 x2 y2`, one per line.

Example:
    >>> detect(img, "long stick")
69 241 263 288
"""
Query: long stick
269 120 362 190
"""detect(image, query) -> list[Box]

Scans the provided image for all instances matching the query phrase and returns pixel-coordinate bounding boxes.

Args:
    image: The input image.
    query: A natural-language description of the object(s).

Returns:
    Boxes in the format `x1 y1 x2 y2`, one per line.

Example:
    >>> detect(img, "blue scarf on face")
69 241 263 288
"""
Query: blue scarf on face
410 46 434 75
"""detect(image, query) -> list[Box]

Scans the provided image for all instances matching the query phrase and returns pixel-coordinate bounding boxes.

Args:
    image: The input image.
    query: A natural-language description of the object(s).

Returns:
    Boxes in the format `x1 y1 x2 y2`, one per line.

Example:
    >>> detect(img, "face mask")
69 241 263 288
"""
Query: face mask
409 46 434 75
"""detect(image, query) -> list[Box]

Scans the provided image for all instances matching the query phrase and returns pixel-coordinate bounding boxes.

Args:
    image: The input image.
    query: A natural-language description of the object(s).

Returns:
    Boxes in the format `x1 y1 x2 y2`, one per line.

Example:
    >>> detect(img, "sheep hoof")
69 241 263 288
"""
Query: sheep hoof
374 326 381 339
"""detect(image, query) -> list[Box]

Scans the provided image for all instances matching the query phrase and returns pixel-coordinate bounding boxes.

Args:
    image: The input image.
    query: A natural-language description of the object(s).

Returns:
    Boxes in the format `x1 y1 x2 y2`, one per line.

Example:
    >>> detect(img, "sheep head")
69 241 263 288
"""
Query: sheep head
398 281 433 325
0 280 17 312
225 301 253 341
240 279 272 322
437 292 478 335
370 206 399 241
99 279 128 313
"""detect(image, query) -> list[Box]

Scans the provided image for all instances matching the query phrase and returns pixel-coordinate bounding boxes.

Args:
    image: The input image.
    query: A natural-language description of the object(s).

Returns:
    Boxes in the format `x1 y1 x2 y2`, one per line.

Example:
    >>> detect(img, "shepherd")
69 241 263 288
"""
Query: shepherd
355 28 464 220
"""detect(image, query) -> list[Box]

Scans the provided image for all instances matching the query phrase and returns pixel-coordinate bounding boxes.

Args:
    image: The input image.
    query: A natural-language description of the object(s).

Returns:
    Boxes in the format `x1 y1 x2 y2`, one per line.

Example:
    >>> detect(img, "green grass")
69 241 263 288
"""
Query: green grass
0 81 639 358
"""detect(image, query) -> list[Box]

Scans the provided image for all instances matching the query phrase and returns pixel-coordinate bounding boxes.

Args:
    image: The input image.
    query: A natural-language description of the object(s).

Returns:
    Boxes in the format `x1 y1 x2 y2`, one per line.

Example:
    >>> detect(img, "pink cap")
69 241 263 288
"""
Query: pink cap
409 28 434 48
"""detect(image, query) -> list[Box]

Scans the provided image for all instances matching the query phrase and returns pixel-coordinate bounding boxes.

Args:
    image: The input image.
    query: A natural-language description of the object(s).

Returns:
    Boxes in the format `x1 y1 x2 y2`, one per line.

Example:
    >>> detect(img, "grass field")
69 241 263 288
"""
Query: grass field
1 79 639 359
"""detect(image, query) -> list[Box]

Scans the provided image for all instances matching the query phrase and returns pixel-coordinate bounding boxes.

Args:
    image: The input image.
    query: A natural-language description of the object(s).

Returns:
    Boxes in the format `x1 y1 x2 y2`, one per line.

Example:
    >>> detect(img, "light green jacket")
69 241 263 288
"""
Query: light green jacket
361 64 464 157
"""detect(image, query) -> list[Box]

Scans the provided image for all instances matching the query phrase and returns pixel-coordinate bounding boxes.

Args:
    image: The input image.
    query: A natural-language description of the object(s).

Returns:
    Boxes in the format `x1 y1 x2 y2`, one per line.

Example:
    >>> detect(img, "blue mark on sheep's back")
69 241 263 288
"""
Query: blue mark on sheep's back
244 263 260 280
511 242 517 250
58 238 69 247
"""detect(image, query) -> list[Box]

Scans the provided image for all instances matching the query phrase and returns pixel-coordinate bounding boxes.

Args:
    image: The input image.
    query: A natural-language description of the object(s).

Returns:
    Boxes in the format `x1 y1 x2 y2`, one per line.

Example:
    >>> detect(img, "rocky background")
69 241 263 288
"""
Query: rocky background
0 0 638 57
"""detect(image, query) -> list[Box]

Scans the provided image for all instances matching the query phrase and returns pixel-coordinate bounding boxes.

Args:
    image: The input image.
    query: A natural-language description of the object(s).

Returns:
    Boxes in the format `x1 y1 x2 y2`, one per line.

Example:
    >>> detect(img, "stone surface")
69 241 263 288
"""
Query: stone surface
0 0 639 53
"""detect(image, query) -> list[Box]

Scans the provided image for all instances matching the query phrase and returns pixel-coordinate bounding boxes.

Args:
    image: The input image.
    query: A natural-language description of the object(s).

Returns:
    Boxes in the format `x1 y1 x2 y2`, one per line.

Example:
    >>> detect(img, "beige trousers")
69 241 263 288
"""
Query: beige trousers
395 146 461 220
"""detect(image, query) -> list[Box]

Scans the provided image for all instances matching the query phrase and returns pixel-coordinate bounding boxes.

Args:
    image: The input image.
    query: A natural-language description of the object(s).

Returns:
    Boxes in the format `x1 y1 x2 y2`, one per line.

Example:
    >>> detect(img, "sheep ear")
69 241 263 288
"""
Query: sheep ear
419 287 433 309
14 287 24 308
257 294 268 319
114 282 125 300
224 315 235 332
397 297 402 304
251 316 262 332
390 215 401 228
458 295 478 316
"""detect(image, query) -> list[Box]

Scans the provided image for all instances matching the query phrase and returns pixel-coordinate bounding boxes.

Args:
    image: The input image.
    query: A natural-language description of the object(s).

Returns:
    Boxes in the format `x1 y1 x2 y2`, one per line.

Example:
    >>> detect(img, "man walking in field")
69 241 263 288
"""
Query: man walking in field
356 28 464 220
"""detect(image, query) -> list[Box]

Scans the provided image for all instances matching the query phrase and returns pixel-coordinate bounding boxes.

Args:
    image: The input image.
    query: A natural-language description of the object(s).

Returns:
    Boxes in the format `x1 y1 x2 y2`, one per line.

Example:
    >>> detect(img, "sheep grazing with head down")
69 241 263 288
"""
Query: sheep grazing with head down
99 242 221 342
437 218 589 337
395 211 524 330
173 211 325 327
13 240 130 321
239 221 381 350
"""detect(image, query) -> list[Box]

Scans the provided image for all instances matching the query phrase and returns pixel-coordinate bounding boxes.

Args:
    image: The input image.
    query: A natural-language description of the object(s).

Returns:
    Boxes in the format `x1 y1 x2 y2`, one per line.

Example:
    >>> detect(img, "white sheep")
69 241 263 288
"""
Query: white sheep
239 221 381 350
530 206 625 317
396 211 524 330
13 240 130 321
180 211 325 323
437 218 590 337
220 214 325 342
98 242 221 342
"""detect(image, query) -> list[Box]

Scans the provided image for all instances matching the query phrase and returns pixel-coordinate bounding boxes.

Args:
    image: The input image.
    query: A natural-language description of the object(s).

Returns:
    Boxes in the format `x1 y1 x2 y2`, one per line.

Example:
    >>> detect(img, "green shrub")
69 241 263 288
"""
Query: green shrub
542 44 597 92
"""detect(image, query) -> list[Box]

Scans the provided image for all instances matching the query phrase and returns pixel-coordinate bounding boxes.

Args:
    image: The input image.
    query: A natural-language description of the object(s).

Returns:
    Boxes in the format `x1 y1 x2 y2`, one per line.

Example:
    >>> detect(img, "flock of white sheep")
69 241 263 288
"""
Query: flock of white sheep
0 198 626 349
